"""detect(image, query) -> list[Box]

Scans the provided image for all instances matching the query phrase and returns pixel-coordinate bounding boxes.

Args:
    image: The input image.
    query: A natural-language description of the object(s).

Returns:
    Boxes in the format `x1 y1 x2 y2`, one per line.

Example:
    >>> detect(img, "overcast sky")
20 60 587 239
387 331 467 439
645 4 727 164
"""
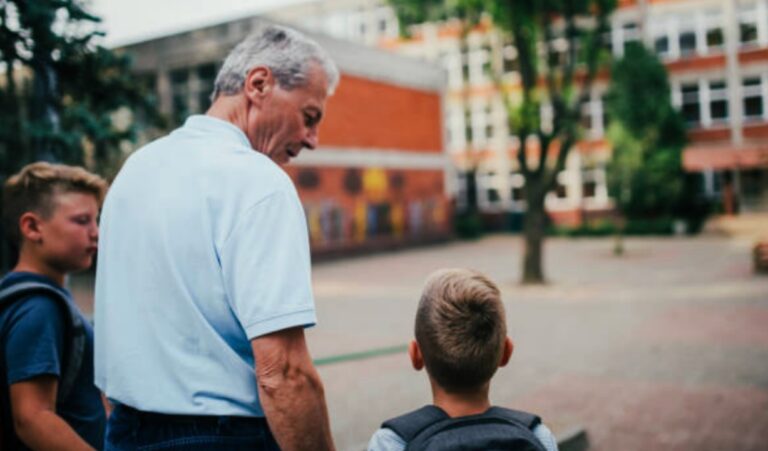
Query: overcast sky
90 0 313 47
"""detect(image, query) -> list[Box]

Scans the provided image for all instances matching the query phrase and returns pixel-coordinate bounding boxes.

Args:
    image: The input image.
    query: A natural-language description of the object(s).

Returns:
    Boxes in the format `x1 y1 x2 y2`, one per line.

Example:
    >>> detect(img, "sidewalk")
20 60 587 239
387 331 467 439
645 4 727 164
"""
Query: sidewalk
702 212 768 241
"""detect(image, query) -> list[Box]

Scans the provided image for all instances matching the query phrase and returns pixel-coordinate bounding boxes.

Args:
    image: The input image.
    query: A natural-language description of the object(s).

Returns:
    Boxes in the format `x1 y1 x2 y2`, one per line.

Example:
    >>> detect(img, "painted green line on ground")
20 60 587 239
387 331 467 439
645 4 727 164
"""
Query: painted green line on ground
313 344 408 367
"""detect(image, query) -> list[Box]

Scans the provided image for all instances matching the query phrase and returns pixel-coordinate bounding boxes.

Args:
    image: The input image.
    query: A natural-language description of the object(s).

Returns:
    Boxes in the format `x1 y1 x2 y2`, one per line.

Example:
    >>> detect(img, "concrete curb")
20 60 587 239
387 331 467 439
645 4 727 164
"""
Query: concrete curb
557 426 589 451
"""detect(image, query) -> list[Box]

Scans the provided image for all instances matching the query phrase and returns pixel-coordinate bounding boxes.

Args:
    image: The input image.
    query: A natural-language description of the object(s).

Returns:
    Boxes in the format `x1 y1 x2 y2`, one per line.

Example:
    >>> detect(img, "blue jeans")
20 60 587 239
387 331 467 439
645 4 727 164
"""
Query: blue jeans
105 404 280 450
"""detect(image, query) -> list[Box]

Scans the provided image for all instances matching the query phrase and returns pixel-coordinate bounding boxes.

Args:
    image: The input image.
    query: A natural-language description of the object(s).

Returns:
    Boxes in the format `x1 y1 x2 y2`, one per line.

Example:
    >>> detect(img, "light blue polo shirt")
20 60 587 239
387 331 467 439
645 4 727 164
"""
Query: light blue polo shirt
94 115 317 416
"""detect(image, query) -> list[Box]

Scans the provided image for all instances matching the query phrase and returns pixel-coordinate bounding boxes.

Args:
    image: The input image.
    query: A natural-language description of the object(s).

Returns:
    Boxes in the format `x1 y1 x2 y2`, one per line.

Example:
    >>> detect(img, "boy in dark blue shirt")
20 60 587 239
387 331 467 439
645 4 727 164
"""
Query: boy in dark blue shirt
0 162 107 450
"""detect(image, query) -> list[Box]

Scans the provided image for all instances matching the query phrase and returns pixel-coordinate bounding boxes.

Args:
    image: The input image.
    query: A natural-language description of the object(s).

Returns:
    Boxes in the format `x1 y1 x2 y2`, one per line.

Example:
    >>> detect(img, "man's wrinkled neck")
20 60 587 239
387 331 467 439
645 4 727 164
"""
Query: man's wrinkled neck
207 94 250 140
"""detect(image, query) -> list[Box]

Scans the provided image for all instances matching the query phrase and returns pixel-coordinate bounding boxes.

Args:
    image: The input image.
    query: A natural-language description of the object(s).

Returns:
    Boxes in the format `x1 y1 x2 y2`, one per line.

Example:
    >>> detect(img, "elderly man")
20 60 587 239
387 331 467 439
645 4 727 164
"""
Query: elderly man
95 24 338 450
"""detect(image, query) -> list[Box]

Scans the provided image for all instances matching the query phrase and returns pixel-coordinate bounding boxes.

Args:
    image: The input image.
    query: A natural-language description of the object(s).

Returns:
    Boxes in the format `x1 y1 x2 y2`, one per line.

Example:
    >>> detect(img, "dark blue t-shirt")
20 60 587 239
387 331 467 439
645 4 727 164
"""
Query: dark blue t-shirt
0 272 105 450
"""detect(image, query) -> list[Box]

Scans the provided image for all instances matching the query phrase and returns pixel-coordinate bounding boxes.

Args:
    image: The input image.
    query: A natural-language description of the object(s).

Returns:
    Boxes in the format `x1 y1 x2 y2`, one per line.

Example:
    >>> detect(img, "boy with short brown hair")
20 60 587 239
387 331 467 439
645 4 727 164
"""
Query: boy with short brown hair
368 268 558 451
0 162 107 450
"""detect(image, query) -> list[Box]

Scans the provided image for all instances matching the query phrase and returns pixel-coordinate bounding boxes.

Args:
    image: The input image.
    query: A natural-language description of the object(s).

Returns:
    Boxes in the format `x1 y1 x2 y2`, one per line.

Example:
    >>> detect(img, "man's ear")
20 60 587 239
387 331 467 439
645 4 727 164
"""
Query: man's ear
499 337 514 367
408 340 424 371
243 66 274 105
18 212 43 244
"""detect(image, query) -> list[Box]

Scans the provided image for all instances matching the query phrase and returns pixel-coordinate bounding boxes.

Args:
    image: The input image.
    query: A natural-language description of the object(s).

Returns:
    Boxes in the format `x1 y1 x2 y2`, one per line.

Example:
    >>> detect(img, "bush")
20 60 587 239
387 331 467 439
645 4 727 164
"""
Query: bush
549 220 617 237
454 212 484 239
623 217 675 235
549 216 708 237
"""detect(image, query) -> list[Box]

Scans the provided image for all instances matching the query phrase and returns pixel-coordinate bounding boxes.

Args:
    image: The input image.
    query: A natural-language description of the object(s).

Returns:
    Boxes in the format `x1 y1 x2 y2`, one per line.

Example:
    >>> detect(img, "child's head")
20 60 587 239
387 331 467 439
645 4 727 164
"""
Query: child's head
3 162 107 272
412 268 512 394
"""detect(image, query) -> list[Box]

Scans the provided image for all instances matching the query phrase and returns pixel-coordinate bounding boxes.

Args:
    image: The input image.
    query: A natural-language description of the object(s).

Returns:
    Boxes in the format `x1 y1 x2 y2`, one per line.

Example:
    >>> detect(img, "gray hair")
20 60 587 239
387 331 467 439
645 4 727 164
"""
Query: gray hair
211 23 340 100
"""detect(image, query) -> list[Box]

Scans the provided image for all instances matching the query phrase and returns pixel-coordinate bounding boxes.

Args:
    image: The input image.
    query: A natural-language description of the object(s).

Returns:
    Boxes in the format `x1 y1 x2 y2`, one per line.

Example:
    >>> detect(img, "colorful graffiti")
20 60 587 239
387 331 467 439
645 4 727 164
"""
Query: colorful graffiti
295 167 450 252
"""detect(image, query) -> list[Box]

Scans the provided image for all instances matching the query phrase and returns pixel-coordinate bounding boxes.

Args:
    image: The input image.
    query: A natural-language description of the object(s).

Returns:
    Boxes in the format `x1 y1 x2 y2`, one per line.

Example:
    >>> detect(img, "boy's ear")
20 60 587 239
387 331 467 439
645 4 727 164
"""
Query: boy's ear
408 340 424 371
244 65 274 106
499 337 514 368
18 212 43 244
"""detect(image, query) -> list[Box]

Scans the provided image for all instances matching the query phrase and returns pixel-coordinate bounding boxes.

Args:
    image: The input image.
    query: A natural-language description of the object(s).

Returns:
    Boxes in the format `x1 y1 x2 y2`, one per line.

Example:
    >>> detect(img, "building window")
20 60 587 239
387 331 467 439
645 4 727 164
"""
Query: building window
170 68 189 126
196 63 216 113
509 172 526 204
297 169 320 189
678 18 697 56
343 169 362 194
704 10 724 50
621 22 640 54
709 80 728 123
654 35 669 55
743 77 764 119
581 164 606 201
464 108 473 145
481 45 493 81
649 19 671 58
479 171 499 206
502 45 518 74
461 51 471 84
739 3 759 45
681 83 701 125
582 172 597 198
555 181 568 199
484 103 494 142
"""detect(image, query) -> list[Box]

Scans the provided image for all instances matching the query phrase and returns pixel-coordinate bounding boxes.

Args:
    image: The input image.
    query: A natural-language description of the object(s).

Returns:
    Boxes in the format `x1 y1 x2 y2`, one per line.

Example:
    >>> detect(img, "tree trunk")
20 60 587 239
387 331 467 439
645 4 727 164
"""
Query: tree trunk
522 190 547 284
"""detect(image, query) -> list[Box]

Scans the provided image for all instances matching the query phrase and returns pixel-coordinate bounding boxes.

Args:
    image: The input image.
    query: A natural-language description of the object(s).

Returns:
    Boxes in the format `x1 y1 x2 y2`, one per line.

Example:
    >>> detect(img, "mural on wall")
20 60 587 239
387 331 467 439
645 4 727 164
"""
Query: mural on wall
292 166 450 252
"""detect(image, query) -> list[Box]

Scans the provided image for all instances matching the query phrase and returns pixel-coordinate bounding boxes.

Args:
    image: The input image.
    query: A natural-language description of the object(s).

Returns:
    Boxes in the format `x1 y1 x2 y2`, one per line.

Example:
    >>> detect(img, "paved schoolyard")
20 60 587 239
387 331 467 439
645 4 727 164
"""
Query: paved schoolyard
69 234 768 450
304 235 768 450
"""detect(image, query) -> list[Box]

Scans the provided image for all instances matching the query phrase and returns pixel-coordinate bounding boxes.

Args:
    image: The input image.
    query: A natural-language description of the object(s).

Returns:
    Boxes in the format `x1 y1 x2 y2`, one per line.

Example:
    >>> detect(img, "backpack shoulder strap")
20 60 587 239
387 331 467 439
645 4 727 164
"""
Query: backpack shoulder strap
0 281 68 308
485 406 542 430
0 281 85 400
381 405 449 442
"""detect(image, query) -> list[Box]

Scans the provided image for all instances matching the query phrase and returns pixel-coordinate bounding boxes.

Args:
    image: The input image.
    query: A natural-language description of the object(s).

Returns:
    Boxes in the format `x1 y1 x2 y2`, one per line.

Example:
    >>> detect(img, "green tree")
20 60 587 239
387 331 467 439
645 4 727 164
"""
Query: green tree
0 0 162 269
0 0 161 179
605 43 703 238
389 0 616 284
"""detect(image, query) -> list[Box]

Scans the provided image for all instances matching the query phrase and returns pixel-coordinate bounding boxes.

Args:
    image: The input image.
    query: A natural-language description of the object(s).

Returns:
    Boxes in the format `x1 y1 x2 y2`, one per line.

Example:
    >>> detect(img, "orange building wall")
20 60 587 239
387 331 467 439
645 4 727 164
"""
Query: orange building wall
283 74 450 254
319 74 443 153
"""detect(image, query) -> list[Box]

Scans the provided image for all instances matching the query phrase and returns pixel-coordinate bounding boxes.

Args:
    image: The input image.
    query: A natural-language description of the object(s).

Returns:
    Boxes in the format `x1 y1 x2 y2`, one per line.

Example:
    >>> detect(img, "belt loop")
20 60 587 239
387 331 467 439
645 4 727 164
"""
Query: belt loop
216 416 228 434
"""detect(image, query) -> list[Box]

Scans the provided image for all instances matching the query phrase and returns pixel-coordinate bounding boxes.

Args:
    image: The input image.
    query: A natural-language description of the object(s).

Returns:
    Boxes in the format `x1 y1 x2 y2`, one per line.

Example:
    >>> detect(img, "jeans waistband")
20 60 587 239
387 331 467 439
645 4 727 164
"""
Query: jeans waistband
117 404 267 427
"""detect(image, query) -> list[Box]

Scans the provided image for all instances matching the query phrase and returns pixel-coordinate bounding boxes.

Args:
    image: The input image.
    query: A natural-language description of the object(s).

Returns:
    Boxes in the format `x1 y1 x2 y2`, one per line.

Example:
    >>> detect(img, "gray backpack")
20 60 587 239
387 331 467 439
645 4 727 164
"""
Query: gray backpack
0 280 86 400
382 405 547 451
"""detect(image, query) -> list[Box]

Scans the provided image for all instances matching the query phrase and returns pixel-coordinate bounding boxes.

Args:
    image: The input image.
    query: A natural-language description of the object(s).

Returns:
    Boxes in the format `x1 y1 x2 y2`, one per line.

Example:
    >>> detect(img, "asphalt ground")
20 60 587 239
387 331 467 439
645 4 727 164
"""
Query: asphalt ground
70 235 768 450
303 235 768 451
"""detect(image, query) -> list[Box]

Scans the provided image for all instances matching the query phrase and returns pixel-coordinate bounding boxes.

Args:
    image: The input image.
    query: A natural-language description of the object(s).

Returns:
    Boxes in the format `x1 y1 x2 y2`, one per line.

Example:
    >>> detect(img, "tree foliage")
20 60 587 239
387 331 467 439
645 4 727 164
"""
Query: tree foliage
605 43 701 222
388 0 617 283
0 0 162 179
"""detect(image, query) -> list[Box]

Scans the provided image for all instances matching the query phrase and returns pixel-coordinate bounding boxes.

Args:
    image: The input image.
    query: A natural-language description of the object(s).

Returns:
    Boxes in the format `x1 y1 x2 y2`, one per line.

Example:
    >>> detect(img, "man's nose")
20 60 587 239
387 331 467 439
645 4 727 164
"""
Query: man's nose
303 128 318 150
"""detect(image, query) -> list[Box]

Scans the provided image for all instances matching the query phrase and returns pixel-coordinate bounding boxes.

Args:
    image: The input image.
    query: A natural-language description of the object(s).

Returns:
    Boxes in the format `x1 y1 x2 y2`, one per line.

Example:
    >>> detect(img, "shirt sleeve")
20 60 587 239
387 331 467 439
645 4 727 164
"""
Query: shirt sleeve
533 423 559 451
3 296 65 384
220 188 317 339
368 428 407 451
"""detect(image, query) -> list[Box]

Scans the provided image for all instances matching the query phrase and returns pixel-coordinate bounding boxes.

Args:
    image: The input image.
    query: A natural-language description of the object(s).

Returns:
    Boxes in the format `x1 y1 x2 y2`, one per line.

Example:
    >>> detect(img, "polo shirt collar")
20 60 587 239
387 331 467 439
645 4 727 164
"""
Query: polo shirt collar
183 115 252 149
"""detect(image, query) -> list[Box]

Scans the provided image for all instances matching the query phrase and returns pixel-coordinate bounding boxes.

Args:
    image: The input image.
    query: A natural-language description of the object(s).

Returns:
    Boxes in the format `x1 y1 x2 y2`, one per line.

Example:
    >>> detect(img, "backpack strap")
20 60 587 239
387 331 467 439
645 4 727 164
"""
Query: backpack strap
0 281 86 400
382 405 450 442
485 406 542 430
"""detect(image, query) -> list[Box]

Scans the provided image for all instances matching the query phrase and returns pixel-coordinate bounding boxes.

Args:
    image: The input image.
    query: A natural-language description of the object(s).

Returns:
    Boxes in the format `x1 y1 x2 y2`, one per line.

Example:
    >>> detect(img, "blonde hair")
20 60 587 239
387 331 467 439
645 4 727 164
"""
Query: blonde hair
415 268 507 392
3 162 108 245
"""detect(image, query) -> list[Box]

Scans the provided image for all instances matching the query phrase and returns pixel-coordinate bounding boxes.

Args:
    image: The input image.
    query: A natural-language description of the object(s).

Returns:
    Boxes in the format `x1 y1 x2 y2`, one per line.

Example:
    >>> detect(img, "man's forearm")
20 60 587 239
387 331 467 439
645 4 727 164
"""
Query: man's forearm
258 366 334 451
15 410 94 451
